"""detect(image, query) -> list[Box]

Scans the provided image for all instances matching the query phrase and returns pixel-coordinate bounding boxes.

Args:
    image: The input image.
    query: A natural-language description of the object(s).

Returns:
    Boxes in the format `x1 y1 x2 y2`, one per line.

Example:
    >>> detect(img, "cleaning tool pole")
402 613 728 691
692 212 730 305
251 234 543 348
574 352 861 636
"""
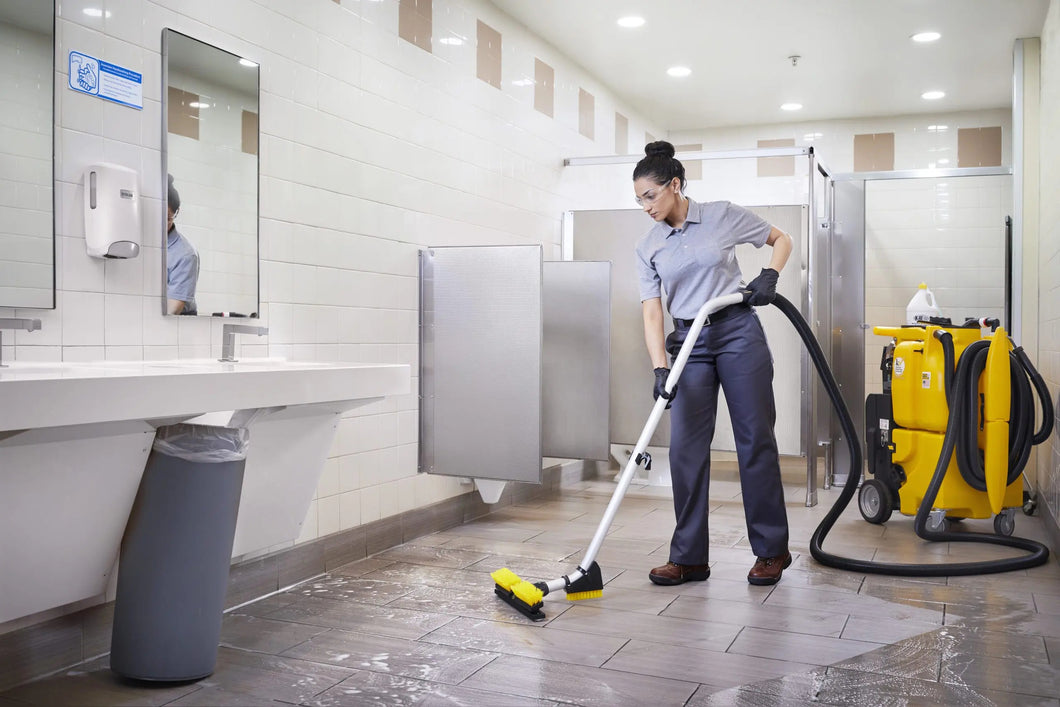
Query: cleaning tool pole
545 292 748 595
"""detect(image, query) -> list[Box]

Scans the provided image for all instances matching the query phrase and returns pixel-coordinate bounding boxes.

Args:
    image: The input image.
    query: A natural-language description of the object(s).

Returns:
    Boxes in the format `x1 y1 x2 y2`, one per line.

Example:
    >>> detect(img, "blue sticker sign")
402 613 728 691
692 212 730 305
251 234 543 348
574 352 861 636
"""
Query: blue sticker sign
68 51 143 110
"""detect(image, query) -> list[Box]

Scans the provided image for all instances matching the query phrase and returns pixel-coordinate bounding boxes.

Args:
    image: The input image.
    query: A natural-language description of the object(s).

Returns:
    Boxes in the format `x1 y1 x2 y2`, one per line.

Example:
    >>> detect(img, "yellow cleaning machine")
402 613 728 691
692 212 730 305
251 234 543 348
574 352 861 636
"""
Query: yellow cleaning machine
861 317 1052 537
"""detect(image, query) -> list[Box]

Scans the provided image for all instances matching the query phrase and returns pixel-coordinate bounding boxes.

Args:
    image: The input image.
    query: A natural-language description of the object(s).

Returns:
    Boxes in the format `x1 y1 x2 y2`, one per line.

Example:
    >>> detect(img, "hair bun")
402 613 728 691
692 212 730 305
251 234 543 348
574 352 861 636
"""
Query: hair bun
644 140 676 159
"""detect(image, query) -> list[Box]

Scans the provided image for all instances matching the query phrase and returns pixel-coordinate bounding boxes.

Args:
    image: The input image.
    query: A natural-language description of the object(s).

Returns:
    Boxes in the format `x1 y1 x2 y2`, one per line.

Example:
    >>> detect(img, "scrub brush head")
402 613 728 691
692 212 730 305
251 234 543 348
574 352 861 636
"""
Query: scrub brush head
492 567 548 621
512 581 544 607
491 567 522 591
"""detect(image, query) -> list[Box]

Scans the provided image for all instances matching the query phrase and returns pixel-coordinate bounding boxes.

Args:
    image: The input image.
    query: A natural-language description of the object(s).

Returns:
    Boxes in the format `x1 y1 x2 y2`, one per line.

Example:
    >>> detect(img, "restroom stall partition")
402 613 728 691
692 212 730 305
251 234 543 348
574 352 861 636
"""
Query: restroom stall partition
563 147 837 505
419 246 611 496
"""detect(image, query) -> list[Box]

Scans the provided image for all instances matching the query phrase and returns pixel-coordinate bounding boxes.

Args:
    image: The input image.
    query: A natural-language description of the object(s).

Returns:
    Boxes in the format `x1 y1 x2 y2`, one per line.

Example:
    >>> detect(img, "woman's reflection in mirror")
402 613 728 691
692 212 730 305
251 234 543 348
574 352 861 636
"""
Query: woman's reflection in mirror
166 174 199 315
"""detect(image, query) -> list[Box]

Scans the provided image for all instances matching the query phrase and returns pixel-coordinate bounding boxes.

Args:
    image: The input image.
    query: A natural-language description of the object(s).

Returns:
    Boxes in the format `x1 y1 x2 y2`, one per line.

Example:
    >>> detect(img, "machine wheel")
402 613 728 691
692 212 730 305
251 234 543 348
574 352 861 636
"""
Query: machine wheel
925 510 949 534
994 512 1016 537
1023 490 1037 516
858 479 893 524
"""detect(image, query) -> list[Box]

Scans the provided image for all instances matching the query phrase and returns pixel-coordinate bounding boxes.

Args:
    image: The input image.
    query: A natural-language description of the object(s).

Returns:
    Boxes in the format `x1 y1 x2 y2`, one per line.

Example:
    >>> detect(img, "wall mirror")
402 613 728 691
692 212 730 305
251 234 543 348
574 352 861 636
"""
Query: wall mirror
0 0 54 309
162 29 259 317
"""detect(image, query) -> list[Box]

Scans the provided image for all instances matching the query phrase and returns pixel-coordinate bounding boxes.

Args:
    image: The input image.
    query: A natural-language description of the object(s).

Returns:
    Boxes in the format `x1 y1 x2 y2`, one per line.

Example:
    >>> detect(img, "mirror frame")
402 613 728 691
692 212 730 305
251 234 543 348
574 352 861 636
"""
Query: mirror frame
160 28 260 318
0 1 56 309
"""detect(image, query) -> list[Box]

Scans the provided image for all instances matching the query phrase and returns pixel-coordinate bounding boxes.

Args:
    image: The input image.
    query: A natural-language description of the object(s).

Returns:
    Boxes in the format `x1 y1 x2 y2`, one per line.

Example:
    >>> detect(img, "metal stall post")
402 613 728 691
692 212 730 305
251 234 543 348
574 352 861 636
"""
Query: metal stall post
804 151 818 506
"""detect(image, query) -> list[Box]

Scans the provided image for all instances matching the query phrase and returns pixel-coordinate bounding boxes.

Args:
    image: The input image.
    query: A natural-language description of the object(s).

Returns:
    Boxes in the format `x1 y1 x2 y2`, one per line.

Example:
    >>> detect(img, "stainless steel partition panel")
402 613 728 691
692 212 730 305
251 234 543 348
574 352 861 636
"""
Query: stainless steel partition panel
419 246 542 483
831 180 866 483
542 261 611 460
571 209 668 448
571 206 806 455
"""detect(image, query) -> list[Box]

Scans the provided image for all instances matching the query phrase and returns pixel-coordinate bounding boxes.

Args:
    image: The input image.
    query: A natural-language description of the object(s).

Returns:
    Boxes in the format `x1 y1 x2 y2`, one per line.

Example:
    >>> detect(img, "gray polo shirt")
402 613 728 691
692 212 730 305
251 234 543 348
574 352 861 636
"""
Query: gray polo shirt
635 198 771 320
167 227 199 314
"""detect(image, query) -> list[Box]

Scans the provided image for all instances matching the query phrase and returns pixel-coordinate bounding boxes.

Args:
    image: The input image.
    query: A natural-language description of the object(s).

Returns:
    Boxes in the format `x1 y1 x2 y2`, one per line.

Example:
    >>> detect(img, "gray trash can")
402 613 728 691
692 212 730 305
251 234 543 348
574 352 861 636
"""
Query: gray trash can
110 423 249 681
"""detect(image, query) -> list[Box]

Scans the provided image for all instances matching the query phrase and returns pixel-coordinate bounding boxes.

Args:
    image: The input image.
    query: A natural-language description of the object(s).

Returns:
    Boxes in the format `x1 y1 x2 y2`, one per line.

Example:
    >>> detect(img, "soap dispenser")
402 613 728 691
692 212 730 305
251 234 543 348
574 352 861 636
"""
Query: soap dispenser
83 163 141 259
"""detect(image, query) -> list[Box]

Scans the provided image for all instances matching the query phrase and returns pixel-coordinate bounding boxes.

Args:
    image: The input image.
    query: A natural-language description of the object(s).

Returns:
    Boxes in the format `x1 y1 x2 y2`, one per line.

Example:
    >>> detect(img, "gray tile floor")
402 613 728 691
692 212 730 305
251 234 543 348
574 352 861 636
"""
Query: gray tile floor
4 462 1060 706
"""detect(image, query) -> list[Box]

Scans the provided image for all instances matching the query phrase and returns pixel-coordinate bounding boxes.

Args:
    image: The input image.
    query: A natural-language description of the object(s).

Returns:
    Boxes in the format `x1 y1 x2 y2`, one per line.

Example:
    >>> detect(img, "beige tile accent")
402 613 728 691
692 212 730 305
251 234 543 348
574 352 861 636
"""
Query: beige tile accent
757 138 795 177
398 0 432 53
677 143 702 180
853 132 895 171
167 85 199 140
614 112 628 154
241 110 258 156
957 126 1003 167
476 20 501 89
534 59 553 117
578 89 594 140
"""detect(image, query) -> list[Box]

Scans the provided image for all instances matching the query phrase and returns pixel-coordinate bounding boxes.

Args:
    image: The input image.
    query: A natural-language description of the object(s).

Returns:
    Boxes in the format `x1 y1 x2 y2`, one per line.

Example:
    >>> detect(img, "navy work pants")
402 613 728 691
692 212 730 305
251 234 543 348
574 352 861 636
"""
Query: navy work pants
665 309 789 564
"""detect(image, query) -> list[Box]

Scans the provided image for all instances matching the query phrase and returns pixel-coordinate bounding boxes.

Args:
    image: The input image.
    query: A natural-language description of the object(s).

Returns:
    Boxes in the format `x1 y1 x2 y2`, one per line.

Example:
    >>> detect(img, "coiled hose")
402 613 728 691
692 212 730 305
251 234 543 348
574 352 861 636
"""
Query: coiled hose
936 333 1054 491
770 293 1052 576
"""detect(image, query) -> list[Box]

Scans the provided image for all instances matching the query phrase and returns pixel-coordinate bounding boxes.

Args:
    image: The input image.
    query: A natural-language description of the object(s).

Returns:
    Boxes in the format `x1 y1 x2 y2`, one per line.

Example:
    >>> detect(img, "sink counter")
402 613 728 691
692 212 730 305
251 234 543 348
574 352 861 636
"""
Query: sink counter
0 359 410 432
0 358 411 625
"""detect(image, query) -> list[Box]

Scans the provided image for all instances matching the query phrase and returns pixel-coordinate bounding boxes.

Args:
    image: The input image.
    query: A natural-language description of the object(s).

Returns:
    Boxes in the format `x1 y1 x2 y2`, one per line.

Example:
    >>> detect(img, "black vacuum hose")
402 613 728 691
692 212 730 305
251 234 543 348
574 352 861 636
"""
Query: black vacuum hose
770 293 1051 576
949 340 1039 490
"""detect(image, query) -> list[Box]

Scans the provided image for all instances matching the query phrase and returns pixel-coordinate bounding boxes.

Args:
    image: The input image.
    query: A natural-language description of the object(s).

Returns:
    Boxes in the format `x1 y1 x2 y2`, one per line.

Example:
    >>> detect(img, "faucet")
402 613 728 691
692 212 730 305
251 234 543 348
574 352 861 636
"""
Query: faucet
219 323 268 362
0 318 42 367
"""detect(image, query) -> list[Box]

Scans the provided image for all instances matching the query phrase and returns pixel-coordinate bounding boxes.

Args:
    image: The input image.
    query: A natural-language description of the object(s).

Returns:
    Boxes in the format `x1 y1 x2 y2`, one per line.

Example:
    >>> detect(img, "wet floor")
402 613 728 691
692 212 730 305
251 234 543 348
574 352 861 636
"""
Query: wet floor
2 462 1059 705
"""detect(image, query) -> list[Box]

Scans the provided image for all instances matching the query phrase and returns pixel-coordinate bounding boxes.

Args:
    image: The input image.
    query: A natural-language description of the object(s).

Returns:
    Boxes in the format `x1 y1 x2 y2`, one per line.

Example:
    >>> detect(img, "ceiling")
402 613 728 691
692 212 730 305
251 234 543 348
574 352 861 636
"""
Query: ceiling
488 0 1051 132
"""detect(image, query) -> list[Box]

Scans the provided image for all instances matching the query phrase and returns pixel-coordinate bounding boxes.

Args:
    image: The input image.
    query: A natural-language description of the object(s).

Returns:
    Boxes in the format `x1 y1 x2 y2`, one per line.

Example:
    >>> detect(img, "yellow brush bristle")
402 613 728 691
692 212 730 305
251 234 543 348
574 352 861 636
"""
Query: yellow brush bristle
566 590 602 601
491 568 522 591
511 581 544 607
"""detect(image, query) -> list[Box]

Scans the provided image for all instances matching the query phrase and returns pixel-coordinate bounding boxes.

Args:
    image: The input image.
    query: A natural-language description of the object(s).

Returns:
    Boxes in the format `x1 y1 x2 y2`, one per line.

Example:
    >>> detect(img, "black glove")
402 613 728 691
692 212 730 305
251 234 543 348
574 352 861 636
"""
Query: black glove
746 267 779 306
653 367 676 408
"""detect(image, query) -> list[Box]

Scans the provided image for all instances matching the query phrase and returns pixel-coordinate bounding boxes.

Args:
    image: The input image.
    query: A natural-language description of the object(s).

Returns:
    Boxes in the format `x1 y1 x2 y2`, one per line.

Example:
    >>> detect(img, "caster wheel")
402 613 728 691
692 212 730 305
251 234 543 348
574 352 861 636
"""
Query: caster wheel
858 479 894 524
1023 491 1037 516
925 511 949 534
994 512 1015 537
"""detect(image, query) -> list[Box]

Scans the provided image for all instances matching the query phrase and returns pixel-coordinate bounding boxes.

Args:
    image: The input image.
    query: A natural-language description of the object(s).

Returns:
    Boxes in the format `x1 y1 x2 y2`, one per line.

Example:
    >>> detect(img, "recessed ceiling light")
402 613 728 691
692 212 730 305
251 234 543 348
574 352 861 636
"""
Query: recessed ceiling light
937 158 950 165
238 58 258 68
82 8 111 18
511 78 535 87
439 35 465 45
667 66 691 78
927 124 948 131
617 16 645 28
781 102 803 111
911 31 941 43
803 132 823 140
921 90 945 100
189 102 210 109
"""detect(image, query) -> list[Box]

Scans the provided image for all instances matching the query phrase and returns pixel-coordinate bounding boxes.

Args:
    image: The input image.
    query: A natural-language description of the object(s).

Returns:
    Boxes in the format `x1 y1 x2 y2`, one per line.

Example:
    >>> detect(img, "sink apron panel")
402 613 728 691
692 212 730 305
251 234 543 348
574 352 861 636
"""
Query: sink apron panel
0 422 154 624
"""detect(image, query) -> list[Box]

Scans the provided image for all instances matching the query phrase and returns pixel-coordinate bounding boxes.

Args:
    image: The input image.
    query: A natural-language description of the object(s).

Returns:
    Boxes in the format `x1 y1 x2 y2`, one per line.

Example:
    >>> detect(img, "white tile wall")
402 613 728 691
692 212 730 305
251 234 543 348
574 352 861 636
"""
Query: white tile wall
9 0 661 549
671 109 1013 176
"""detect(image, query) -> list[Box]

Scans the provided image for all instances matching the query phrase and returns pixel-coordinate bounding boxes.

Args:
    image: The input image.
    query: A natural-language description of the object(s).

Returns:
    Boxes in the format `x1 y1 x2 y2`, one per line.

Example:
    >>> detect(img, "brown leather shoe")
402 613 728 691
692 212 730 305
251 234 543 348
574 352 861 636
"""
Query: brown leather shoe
747 552 792 585
649 561 710 586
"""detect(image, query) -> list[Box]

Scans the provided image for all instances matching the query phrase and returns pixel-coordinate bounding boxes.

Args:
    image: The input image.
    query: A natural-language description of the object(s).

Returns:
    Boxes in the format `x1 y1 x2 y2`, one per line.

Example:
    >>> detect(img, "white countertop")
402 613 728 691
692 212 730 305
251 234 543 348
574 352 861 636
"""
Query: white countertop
0 359 411 432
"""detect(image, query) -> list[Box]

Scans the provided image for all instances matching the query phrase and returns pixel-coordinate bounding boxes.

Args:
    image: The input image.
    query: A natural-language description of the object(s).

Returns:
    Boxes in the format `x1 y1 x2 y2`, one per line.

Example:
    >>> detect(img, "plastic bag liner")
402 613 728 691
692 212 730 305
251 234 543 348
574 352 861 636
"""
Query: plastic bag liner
152 423 249 463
